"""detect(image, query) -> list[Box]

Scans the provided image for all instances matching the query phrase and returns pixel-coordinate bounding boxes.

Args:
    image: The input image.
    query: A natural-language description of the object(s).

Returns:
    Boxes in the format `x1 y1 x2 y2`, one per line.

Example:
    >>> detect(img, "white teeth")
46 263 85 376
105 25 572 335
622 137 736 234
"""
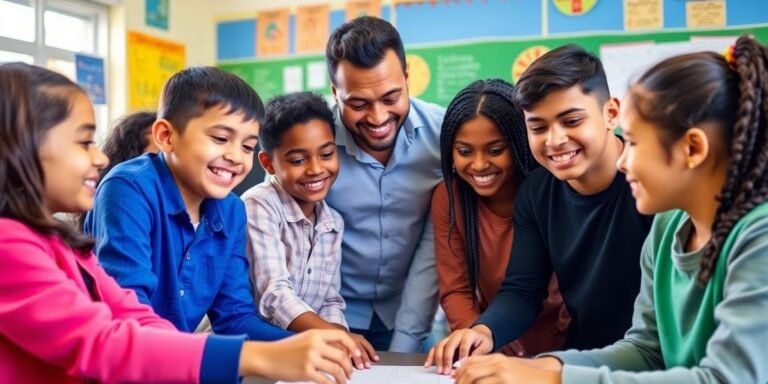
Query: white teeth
83 179 96 188
366 122 391 133
472 174 497 185
303 180 325 190
551 150 578 162
211 168 233 180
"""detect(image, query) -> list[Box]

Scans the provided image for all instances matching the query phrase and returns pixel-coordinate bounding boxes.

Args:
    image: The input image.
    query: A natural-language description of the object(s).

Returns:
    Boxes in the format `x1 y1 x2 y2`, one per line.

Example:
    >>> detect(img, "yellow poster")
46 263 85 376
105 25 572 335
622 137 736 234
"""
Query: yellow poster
257 8 290 57
624 0 662 30
686 0 726 28
296 4 330 54
346 0 381 20
553 0 598 16
127 31 185 110
512 46 550 82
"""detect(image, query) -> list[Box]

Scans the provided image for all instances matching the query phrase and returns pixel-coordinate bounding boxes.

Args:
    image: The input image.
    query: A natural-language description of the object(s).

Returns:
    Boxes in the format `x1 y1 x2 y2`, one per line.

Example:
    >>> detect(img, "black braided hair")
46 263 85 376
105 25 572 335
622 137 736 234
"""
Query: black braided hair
440 79 537 307
629 35 768 286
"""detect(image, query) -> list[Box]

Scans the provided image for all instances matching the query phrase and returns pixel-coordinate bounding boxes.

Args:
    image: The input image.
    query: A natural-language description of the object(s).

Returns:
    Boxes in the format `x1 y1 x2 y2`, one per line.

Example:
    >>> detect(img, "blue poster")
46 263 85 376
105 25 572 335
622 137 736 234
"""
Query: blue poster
146 0 169 30
75 54 106 105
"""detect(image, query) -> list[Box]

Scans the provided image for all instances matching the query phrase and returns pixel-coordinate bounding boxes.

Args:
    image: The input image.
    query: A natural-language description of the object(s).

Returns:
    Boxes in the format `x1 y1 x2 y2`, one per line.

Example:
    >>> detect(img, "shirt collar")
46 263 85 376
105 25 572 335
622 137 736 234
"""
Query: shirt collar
269 177 341 233
154 153 227 237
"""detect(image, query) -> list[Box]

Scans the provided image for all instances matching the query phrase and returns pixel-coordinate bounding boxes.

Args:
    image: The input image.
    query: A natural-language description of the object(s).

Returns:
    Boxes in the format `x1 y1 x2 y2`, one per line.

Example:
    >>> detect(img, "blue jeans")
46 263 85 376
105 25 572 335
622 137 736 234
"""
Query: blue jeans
350 312 394 351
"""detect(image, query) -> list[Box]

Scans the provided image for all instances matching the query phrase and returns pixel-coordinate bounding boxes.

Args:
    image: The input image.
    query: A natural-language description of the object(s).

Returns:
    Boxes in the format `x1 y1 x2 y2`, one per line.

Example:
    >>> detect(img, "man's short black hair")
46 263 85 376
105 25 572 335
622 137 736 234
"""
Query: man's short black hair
325 16 406 86
260 92 335 154
515 44 610 111
158 66 264 132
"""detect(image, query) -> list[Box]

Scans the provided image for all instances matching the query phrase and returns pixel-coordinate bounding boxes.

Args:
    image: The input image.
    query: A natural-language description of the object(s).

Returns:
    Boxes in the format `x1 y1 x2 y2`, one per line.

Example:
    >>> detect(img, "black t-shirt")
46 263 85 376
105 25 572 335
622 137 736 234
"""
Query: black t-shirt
477 166 653 350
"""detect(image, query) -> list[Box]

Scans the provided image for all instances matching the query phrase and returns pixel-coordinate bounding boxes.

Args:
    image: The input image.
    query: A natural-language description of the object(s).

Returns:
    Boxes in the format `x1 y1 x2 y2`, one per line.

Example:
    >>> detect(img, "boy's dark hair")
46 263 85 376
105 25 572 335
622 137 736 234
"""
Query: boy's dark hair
101 111 157 179
159 66 264 132
326 16 406 86
440 79 537 305
260 92 335 154
515 44 610 111
629 35 768 286
0 62 94 253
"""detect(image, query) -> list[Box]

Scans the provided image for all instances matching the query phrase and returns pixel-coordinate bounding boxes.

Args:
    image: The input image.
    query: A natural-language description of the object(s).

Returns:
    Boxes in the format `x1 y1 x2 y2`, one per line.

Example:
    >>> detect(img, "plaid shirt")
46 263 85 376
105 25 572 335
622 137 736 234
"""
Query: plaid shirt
242 178 346 329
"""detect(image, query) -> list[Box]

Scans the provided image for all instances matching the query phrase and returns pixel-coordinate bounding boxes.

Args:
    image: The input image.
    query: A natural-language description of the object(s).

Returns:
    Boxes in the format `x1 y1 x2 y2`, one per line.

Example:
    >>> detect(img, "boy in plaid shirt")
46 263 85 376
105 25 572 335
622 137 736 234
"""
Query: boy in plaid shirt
243 92 378 370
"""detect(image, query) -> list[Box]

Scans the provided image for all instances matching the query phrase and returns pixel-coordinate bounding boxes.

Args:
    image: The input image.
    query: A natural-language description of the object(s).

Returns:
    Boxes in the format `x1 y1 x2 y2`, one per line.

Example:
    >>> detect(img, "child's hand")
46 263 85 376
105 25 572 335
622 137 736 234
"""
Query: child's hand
452 354 562 384
424 325 494 375
349 333 379 369
240 329 360 384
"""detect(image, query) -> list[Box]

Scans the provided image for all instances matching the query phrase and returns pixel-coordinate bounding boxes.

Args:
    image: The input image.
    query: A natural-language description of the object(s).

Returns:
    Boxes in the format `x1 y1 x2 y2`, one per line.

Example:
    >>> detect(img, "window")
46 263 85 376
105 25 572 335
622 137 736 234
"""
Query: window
0 0 109 140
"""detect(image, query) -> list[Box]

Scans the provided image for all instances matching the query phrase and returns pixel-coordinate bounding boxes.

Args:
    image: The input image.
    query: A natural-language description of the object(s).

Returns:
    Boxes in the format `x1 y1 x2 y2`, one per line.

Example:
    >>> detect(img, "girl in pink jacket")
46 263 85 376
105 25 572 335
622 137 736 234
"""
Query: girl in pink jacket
0 62 359 384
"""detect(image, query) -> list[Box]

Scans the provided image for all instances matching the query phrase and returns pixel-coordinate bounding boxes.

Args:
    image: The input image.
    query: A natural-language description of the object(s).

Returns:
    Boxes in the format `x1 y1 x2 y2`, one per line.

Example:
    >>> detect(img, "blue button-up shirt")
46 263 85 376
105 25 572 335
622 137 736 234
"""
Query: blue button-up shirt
325 97 445 352
84 153 291 341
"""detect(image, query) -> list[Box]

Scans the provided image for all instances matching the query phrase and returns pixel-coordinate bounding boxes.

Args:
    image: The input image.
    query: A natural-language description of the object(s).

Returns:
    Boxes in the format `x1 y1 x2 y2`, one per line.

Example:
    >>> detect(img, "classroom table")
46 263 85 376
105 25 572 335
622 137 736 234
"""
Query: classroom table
244 352 427 384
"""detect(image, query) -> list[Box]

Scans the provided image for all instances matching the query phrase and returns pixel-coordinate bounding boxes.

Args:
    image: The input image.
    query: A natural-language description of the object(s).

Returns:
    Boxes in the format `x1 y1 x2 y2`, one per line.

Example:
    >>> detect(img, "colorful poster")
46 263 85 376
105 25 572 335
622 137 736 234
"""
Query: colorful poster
686 0 726 28
75 53 106 105
296 4 330 54
512 46 550 82
406 54 430 97
346 0 381 20
127 31 185 110
553 0 598 16
145 0 169 30
257 8 290 57
624 0 662 30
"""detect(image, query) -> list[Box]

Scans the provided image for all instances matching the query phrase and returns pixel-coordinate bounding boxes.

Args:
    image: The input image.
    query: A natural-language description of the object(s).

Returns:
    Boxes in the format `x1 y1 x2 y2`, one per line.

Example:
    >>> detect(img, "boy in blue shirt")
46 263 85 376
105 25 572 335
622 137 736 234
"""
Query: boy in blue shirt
242 92 378 369
85 66 290 341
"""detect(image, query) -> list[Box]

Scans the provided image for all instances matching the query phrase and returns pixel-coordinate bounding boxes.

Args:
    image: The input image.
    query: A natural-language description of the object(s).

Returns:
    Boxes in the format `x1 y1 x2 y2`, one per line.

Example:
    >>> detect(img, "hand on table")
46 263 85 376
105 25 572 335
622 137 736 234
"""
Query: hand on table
452 354 562 384
424 325 494 375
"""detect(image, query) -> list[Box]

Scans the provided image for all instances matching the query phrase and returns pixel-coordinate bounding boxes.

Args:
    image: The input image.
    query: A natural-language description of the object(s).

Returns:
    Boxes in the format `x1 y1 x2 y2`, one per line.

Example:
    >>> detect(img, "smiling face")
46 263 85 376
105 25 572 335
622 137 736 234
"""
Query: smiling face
617 95 691 215
156 105 259 210
39 91 108 213
332 49 410 163
452 114 516 200
259 118 339 218
522 86 620 191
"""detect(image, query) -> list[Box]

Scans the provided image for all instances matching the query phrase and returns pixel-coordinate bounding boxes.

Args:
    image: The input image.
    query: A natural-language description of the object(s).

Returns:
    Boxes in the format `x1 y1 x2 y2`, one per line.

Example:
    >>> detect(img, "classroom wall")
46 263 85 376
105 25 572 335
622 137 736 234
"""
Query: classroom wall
107 0 216 122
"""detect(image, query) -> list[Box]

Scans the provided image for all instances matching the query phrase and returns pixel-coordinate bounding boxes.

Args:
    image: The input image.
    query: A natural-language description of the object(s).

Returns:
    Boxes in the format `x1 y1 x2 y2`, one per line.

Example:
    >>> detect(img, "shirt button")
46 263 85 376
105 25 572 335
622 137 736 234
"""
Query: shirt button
307 268 312 275
179 289 185 297
185 252 191 260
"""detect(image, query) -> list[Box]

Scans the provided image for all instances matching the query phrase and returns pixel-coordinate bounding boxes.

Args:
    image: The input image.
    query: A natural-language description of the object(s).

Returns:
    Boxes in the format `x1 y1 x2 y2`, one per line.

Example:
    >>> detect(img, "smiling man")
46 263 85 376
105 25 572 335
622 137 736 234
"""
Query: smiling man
323 16 445 352
426 45 654 373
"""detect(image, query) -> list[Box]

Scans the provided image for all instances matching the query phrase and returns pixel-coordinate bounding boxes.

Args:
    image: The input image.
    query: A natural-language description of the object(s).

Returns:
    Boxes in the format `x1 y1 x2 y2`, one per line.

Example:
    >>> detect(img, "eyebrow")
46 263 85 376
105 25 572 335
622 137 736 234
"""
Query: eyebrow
454 139 506 146
526 107 586 122
344 88 402 103
77 124 96 133
208 124 259 141
283 141 336 156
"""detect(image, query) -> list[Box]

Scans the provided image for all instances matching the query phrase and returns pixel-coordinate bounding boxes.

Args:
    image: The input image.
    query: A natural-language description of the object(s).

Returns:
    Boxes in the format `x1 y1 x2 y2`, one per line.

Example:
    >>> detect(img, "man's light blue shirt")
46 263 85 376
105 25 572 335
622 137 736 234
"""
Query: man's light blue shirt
325 97 444 352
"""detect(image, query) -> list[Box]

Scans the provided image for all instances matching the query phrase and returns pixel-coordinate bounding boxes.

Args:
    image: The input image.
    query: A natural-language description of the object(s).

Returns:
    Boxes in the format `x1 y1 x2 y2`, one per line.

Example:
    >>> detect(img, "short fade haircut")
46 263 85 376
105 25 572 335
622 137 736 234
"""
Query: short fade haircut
325 16 406 86
260 92 335 154
515 44 610 111
158 66 264 132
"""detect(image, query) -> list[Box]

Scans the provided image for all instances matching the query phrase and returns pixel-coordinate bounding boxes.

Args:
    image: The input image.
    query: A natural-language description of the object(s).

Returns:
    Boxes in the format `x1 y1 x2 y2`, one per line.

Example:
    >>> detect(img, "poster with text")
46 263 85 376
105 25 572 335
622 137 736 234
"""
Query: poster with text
346 0 381 20
127 31 185 110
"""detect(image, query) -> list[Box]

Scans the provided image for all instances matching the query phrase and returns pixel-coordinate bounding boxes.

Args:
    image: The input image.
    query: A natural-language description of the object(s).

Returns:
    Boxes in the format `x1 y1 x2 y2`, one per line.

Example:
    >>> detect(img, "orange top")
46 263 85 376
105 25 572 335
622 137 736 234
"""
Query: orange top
432 181 570 356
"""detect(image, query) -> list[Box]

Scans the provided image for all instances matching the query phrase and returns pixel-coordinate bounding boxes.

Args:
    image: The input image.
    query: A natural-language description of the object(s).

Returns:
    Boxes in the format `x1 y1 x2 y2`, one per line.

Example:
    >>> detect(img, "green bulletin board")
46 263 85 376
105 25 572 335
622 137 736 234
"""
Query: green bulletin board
219 26 768 106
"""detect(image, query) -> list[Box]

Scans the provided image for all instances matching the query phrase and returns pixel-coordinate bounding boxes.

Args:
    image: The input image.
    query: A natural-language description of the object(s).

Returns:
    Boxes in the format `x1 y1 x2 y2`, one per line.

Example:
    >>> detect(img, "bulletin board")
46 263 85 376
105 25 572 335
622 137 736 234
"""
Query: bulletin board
127 31 186 110
219 25 768 106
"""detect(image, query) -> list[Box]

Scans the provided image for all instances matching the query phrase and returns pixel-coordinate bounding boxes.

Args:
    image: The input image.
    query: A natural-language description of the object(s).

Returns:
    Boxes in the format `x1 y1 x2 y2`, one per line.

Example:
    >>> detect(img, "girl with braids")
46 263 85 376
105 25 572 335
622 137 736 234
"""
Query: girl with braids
430 79 569 357
0 62 361 384
452 35 768 384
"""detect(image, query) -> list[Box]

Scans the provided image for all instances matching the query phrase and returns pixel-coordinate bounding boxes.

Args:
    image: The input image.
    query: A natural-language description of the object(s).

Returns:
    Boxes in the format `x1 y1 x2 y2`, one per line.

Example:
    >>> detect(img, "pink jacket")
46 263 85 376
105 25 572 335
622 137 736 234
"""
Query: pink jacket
0 218 207 383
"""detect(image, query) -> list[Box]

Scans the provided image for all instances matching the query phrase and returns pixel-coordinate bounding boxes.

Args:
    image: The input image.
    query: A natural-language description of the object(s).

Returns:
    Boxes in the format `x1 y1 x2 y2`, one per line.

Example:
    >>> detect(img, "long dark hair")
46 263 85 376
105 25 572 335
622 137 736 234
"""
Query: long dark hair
100 111 156 178
440 79 537 306
0 62 94 253
629 35 768 286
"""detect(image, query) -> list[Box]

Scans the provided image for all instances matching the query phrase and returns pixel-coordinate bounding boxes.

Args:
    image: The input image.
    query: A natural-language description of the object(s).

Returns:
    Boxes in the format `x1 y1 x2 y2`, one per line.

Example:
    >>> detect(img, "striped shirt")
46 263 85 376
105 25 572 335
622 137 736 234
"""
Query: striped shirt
242 177 346 329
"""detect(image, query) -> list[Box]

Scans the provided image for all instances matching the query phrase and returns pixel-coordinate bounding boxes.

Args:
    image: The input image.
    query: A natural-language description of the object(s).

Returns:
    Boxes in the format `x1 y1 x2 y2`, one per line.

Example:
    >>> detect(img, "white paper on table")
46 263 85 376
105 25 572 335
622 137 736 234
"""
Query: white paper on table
283 65 304 93
277 365 455 384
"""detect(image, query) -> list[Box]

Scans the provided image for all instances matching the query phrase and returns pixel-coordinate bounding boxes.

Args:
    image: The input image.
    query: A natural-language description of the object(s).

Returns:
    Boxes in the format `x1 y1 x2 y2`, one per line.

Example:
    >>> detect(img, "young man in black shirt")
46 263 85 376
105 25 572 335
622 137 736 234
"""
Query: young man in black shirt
426 45 653 374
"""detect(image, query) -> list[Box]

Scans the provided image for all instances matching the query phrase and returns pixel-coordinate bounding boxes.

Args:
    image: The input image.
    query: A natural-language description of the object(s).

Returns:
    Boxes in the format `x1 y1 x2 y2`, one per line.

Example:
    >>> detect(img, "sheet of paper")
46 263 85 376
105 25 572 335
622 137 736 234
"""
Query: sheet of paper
277 365 454 384
306 61 327 90
283 65 304 93
599 41 655 100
